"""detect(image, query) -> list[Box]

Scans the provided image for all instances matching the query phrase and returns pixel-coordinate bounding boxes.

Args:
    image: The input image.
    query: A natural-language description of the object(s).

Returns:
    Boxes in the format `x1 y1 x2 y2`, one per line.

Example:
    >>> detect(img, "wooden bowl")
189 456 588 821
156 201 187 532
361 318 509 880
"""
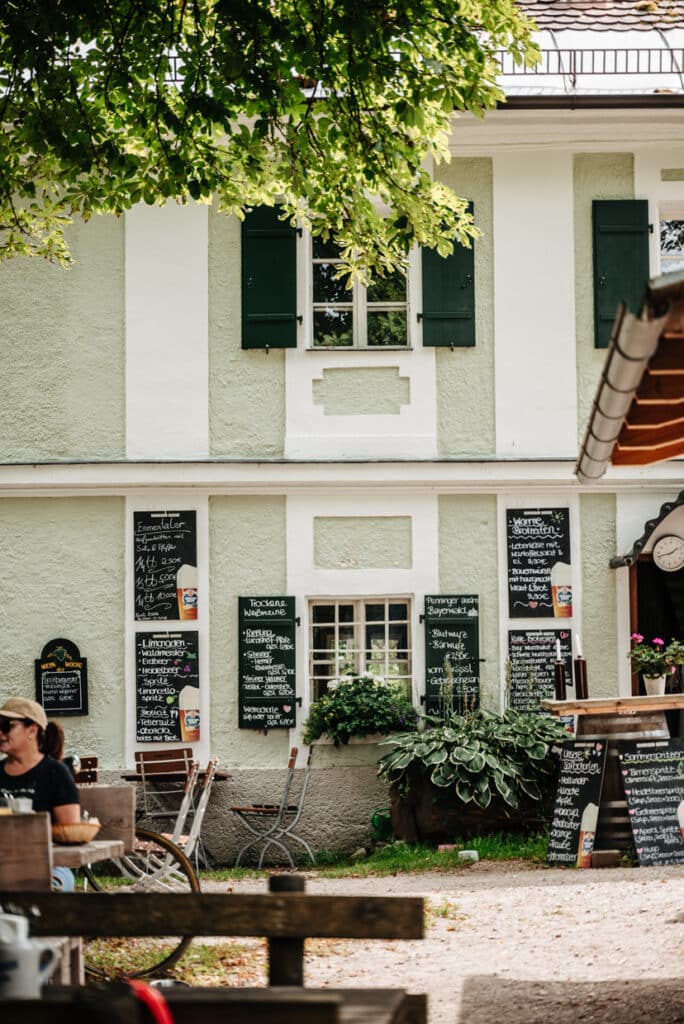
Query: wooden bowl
51 820 101 845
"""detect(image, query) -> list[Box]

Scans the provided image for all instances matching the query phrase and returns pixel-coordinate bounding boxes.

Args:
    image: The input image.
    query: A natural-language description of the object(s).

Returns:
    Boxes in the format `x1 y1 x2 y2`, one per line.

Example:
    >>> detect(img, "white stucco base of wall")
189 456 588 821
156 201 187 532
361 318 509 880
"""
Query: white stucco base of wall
103 765 390 865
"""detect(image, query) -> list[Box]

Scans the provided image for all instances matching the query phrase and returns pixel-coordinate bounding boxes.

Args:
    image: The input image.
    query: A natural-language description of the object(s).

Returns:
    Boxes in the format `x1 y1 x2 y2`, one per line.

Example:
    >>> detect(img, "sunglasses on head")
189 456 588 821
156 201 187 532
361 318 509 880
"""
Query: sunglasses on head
0 718 29 735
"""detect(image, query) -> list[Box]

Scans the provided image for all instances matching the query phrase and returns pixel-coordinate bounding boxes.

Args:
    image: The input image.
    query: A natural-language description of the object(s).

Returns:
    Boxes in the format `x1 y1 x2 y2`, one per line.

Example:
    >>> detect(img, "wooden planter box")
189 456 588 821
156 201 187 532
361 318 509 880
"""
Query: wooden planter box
388 768 552 845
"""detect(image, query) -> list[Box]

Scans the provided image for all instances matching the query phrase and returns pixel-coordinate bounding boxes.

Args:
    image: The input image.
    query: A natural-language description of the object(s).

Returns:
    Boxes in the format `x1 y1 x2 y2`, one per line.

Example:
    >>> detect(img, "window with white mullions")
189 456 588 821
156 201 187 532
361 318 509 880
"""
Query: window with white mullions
309 598 412 701
311 237 408 348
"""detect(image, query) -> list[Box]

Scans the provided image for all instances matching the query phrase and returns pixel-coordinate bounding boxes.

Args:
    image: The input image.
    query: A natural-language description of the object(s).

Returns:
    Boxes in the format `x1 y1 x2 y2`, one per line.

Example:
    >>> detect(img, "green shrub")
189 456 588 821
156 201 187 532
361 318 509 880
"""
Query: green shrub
377 708 566 810
302 674 418 746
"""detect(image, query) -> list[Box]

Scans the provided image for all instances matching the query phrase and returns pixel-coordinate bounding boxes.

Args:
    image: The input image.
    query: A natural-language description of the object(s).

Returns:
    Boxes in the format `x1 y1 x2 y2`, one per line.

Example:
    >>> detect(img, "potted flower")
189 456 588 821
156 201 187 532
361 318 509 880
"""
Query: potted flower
302 674 418 746
627 633 684 695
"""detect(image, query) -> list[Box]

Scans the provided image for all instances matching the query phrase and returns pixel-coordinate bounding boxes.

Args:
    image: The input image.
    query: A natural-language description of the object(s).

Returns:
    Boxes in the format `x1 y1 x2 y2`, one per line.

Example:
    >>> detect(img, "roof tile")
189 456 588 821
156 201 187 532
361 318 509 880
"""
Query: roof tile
519 0 684 31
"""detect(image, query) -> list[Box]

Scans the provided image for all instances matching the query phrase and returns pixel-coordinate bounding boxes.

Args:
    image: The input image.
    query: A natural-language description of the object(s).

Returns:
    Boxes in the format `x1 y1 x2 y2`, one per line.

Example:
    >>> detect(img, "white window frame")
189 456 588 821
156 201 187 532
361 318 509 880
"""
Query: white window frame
303 231 420 350
308 596 413 701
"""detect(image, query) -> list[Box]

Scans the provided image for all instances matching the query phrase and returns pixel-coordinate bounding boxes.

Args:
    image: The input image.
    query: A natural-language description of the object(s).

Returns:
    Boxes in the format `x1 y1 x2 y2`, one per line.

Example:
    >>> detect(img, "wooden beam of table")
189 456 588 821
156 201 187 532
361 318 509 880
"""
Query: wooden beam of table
542 694 684 715
51 839 124 868
0 892 424 940
0 989 425 1024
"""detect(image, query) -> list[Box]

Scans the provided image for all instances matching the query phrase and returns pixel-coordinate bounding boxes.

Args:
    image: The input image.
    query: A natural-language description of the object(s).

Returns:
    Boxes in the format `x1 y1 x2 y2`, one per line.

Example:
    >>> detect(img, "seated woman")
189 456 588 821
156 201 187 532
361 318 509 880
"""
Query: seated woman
0 697 80 891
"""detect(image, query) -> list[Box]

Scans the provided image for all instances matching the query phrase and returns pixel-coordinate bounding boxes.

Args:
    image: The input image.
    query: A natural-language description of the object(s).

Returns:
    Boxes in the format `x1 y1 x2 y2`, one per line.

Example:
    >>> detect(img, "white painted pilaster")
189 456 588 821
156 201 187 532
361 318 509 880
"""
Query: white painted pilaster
125 202 209 459
493 151 577 458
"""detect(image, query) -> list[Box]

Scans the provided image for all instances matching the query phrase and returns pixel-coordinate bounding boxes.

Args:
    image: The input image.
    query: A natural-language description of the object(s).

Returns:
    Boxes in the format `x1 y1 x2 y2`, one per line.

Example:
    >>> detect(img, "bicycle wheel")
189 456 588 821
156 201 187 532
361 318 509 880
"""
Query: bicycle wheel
84 828 199 978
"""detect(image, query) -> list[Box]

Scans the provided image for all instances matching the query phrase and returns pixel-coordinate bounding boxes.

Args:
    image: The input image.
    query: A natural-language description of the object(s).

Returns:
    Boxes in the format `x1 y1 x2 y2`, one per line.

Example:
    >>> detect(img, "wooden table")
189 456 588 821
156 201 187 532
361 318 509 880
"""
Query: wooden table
51 838 123 869
120 768 230 782
542 693 684 862
0 987 426 1024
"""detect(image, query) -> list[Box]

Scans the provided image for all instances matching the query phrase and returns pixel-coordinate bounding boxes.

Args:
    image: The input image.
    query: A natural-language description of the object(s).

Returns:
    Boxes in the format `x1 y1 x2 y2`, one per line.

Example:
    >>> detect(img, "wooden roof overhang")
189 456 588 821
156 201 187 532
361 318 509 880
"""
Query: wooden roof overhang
575 271 684 482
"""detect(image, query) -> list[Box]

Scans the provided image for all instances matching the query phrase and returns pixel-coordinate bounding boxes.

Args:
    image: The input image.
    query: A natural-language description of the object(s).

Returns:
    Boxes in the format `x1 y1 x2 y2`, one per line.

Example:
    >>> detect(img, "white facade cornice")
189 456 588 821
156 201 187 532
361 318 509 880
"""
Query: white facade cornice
0 459 681 496
449 107 684 153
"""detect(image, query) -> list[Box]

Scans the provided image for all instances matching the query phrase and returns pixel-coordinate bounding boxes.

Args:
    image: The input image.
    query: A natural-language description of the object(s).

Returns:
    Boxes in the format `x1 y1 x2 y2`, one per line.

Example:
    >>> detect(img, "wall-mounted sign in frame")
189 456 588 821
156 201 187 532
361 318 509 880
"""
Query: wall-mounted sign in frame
424 595 480 717
506 508 572 619
508 628 573 713
135 631 200 743
238 597 297 730
35 638 88 717
133 511 198 621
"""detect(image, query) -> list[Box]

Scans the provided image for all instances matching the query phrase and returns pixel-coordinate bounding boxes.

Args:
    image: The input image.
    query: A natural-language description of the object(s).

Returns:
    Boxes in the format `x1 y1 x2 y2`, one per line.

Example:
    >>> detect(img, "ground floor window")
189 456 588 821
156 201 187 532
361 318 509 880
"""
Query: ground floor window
309 597 412 701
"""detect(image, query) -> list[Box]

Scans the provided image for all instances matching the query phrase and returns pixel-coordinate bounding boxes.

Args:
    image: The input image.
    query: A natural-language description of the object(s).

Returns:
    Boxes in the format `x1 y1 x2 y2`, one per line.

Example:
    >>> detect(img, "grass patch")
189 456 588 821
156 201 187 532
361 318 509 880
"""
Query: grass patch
86 936 352 983
201 832 549 881
86 938 266 983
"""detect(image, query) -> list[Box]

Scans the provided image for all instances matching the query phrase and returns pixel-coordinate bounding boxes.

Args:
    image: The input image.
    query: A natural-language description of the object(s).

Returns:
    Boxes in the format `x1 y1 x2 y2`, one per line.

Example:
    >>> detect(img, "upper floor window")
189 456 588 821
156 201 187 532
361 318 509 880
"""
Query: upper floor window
311 238 409 348
309 597 412 701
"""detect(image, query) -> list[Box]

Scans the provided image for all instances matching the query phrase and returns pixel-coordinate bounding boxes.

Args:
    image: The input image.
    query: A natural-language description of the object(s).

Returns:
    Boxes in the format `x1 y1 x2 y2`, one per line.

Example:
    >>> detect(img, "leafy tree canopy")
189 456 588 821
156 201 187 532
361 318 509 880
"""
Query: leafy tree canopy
0 1 537 276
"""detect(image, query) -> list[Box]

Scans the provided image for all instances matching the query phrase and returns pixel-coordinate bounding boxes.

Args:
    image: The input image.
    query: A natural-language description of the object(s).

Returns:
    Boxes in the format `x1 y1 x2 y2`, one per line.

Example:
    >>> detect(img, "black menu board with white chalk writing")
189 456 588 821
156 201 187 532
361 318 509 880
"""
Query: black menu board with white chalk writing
424 595 480 717
134 511 198 621
547 739 607 866
135 631 200 743
239 597 297 729
618 739 684 866
506 508 572 618
35 638 88 717
508 629 573 712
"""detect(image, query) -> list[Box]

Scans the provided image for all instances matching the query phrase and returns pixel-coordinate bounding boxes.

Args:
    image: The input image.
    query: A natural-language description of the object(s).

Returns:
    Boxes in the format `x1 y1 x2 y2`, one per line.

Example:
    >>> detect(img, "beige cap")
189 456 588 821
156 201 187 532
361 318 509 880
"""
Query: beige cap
0 698 48 730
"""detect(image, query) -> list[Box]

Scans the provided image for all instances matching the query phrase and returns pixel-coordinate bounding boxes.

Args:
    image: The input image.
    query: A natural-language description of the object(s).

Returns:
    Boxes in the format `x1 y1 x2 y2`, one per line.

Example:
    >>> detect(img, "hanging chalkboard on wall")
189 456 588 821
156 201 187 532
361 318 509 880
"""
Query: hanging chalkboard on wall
424 595 480 716
239 597 297 729
618 739 684 866
134 511 198 621
506 508 572 619
35 638 88 717
547 739 607 867
135 631 200 743
508 629 573 712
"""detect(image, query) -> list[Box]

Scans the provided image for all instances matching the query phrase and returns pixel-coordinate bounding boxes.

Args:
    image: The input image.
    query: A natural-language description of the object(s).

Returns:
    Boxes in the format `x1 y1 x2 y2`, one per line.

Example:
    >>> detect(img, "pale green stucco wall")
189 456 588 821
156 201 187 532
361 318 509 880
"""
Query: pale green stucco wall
0 497 125 763
435 158 495 456
579 493 618 697
209 495 288 766
0 217 125 461
312 367 410 415
438 495 500 709
208 209 286 457
314 516 412 569
574 154 634 443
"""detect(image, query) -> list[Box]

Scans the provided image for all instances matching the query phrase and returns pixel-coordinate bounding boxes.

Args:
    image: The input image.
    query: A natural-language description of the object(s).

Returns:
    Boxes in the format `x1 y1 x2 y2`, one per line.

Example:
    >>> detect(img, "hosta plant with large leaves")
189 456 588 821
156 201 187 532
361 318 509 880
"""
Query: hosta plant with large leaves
377 708 567 810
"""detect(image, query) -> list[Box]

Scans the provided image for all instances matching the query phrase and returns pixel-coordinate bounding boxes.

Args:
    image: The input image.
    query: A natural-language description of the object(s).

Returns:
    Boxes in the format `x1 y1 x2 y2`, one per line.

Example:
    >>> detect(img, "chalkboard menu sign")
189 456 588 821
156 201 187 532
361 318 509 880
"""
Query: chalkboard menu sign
135 631 200 743
424 595 480 716
134 511 198 621
508 629 572 712
618 739 684 867
506 508 572 619
239 597 297 730
35 638 88 717
547 739 607 867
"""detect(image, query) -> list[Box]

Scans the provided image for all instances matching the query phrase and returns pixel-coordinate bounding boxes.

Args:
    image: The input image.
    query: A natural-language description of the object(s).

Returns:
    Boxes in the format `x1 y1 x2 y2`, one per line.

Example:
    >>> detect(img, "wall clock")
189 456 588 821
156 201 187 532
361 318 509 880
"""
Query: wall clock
652 534 684 572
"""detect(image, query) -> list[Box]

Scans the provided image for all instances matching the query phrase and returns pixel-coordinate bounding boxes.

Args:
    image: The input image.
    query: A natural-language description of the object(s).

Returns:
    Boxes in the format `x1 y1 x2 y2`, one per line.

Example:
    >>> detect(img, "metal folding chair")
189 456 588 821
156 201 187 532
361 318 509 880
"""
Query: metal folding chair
230 746 316 867
134 747 194 830
163 758 219 869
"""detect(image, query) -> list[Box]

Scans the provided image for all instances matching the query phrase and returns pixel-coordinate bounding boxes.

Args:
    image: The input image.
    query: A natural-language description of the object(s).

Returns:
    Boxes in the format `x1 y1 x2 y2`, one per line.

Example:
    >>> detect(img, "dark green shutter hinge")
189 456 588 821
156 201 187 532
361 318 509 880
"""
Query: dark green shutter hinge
649 223 654 234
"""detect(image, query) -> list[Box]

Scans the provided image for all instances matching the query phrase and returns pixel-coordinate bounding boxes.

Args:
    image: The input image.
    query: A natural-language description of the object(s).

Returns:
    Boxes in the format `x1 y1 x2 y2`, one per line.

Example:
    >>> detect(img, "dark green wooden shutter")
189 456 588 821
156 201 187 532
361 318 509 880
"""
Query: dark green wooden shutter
241 206 298 349
420 203 475 347
592 199 650 349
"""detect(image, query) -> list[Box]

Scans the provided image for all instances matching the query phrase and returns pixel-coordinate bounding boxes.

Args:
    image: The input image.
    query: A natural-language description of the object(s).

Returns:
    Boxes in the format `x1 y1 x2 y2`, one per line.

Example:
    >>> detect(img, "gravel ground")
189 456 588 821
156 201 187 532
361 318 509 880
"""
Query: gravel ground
209 861 684 1024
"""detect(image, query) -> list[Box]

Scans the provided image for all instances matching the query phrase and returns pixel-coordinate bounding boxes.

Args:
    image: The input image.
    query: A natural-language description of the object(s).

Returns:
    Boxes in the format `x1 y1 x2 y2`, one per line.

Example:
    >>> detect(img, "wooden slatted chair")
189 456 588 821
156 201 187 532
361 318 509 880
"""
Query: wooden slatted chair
230 747 316 867
72 756 99 785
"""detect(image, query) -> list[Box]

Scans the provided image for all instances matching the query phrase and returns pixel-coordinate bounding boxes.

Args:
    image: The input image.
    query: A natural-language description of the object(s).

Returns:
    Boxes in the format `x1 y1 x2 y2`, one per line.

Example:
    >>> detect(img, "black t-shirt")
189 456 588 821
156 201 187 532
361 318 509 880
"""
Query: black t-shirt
0 756 79 820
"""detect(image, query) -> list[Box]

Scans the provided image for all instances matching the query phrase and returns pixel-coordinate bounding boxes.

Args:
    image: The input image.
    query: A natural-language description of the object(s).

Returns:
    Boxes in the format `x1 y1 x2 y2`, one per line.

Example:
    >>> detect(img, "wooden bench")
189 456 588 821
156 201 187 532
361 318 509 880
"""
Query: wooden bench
0 877 426 1024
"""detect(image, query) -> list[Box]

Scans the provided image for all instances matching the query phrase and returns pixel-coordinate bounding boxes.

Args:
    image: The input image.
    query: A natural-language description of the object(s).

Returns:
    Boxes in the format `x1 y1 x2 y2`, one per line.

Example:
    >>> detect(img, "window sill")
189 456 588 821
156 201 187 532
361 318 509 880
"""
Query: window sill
307 347 414 353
